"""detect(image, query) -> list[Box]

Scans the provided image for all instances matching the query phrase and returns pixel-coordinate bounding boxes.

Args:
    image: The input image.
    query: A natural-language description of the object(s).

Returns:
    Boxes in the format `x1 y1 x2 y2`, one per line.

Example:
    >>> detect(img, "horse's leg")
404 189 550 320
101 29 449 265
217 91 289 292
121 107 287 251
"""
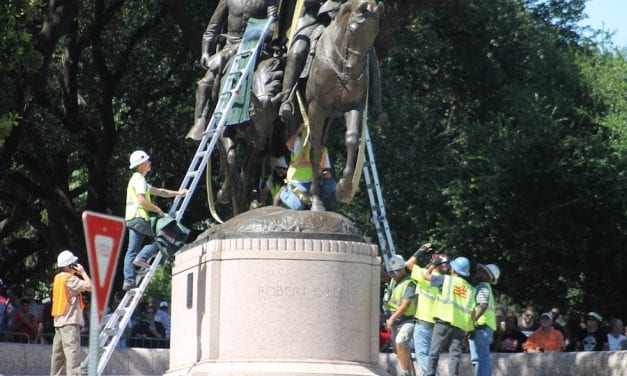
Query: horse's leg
308 102 326 211
217 134 236 205
336 109 361 203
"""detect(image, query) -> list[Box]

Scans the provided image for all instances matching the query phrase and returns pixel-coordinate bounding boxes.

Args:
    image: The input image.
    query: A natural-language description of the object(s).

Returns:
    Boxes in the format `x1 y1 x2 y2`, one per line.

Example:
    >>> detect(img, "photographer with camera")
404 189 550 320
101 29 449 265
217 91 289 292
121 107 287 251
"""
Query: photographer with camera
50 250 92 376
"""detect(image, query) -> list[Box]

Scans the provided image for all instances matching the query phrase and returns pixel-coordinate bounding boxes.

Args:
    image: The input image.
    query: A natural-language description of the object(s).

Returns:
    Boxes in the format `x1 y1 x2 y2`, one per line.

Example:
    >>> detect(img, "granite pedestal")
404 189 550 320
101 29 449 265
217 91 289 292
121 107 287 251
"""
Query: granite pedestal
165 207 386 375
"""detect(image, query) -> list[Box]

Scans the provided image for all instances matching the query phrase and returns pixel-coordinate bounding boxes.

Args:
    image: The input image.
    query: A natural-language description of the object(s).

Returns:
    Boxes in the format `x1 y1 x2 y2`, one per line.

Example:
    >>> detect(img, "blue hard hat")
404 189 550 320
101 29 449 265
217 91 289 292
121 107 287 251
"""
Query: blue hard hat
450 257 470 277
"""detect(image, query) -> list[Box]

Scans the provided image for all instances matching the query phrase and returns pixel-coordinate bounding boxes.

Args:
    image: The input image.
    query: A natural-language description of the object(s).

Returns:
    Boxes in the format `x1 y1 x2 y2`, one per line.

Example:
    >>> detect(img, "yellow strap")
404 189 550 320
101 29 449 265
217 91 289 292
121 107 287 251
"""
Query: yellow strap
206 156 224 224
286 0 310 131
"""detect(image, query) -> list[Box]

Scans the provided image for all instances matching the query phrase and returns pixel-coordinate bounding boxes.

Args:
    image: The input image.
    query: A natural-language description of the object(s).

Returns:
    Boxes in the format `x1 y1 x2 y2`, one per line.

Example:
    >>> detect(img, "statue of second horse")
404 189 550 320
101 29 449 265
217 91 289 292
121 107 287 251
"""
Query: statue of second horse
305 0 384 211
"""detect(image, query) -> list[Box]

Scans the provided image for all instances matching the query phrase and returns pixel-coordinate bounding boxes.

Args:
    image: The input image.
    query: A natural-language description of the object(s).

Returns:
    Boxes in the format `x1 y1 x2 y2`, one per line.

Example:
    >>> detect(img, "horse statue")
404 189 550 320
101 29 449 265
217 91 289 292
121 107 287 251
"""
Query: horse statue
305 0 384 211
216 56 283 214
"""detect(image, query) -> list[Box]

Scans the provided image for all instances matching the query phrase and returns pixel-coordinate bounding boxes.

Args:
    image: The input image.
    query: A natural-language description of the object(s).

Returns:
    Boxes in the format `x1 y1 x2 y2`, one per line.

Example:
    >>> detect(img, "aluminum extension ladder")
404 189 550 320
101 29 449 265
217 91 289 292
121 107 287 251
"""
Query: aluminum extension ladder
361 121 397 270
87 16 276 376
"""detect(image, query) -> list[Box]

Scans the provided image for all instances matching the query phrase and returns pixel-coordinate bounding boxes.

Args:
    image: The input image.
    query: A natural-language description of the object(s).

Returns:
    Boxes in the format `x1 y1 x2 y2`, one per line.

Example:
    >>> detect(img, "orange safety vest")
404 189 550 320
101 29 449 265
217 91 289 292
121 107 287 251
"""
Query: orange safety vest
51 272 85 317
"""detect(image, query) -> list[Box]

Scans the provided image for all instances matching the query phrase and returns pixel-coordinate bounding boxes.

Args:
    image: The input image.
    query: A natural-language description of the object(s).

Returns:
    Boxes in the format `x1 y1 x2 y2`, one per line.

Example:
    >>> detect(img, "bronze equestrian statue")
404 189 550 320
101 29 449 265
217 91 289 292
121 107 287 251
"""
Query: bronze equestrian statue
188 0 283 214
305 0 384 211
280 0 386 129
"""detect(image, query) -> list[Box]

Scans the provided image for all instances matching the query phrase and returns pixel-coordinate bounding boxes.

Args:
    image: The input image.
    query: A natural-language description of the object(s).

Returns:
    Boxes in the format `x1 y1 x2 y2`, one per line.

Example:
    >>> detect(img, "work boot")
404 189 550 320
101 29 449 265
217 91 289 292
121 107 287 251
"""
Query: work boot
132 258 151 269
186 117 206 141
122 281 136 291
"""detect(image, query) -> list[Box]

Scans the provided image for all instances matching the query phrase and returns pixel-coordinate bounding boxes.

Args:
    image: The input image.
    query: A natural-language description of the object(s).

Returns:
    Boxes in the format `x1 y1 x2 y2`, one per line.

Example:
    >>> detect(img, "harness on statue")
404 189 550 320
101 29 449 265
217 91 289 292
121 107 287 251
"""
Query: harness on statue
290 184 312 206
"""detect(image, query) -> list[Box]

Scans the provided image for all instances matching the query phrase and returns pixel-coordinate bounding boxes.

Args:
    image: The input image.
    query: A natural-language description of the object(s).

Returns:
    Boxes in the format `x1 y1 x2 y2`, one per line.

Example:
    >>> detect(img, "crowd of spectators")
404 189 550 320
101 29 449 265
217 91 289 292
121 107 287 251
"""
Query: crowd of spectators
380 303 627 354
0 279 170 349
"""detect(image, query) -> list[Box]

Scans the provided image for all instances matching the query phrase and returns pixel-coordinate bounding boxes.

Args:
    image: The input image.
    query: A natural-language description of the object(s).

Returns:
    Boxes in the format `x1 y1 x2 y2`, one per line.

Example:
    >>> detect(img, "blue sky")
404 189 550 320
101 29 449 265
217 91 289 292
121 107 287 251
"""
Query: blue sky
581 0 627 47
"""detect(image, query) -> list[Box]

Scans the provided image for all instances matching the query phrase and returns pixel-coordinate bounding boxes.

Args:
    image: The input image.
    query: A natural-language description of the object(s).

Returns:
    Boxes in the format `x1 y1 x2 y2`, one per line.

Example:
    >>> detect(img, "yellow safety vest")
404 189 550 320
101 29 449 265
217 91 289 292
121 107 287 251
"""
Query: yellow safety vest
431 275 475 332
411 265 439 323
475 282 496 330
384 276 417 318
287 136 328 183
51 272 84 317
125 172 152 220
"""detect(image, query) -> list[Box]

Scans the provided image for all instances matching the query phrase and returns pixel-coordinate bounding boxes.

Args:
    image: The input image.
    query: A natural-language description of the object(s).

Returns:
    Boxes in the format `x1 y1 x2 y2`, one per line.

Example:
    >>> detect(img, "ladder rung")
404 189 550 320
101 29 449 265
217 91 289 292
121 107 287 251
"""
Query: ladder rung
186 171 199 179
202 128 217 137
236 50 252 58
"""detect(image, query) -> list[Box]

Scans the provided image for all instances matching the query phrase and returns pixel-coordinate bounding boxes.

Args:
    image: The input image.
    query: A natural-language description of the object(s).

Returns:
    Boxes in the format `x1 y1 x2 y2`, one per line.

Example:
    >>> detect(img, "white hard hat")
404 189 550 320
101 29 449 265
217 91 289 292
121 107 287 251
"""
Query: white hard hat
129 150 150 169
274 156 288 169
478 263 500 284
57 250 78 267
387 255 406 272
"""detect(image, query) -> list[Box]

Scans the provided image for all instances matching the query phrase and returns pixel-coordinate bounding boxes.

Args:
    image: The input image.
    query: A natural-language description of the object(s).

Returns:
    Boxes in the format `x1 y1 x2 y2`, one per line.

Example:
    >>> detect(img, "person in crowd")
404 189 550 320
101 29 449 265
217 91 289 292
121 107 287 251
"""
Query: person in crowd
493 315 527 352
549 306 565 336
4 285 21 332
524 312 565 352
80 294 90 346
382 255 416 376
608 318 626 351
279 123 336 210
563 318 582 352
50 250 92 375
469 263 500 376
423 256 475 376
258 156 289 205
156 301 171 340
128 305 166 348
406 243 450 376
519 305 539 338
10 297 38 343
577 312 609 351
24 287 43 322
0 278 8 333
37 299 54 344
123 150 187 290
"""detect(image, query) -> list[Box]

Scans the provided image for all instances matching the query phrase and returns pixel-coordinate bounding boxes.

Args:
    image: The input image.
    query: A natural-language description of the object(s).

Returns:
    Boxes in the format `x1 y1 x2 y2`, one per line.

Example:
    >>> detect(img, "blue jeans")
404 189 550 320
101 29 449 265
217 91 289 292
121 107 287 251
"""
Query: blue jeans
413 320 434 376
280 179 336 210
469 327 493 376
123 220 158 283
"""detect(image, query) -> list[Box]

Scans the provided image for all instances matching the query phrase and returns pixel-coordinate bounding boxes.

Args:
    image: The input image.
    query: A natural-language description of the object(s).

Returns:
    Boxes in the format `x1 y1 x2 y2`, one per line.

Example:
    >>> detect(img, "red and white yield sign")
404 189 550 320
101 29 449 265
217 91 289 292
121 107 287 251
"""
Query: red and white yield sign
82 210 126 322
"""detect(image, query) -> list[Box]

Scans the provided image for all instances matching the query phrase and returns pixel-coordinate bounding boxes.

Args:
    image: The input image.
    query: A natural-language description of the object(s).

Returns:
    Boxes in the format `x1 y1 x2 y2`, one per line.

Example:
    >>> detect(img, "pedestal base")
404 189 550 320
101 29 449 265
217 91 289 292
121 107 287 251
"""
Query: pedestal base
166 207 385 376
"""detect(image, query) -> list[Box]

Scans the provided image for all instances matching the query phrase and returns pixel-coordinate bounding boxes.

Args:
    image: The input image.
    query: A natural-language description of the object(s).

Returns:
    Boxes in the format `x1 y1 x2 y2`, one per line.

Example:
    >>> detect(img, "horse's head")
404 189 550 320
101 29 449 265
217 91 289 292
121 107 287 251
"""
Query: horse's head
342 0 384 72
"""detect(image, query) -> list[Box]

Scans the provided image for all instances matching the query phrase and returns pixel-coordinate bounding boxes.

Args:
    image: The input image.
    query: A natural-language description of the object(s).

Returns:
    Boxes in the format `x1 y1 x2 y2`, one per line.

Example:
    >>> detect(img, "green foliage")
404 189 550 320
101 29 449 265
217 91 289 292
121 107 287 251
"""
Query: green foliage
144 263 173 302
0 0 41 72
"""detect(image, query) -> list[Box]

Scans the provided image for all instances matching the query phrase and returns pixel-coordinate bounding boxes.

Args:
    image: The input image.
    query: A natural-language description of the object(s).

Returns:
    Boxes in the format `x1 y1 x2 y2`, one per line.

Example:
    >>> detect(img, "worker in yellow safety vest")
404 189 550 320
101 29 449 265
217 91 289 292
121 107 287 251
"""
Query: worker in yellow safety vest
123 150 187 291
50 250 92 376
279 124 336 210
469 263 500 376
406 243 451 376
382 255 417 376
423 256 476 376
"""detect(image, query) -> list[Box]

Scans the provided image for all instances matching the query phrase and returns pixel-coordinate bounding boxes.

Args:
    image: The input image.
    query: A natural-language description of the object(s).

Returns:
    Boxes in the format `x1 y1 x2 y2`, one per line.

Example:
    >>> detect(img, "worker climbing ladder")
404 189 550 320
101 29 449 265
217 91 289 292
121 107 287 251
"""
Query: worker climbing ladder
86 16 277 376
361 119 397 270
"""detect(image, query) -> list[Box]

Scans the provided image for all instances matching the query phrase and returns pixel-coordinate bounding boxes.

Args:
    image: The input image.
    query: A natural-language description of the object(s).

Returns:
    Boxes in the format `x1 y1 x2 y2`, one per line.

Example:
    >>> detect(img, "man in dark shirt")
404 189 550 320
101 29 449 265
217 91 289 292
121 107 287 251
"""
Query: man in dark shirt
494 315 527 352
577 311 608 351
129 305 166 348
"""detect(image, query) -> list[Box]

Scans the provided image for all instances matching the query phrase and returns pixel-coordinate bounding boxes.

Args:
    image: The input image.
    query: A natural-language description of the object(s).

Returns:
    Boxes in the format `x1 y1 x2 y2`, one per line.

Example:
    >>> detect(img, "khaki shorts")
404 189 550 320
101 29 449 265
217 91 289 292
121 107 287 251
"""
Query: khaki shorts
394 321 415 345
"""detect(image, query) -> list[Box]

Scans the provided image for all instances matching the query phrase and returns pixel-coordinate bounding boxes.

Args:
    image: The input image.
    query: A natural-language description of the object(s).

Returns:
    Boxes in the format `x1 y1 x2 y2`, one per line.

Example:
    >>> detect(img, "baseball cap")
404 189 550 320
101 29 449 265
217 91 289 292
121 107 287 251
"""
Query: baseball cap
540 312 553 320
160 301 169 308
587 312 602 321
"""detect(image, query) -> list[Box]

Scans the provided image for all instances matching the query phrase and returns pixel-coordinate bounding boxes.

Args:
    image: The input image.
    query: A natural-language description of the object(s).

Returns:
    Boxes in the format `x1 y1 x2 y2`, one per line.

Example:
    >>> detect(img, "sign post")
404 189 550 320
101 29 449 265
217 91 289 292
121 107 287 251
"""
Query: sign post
82 210 125 375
